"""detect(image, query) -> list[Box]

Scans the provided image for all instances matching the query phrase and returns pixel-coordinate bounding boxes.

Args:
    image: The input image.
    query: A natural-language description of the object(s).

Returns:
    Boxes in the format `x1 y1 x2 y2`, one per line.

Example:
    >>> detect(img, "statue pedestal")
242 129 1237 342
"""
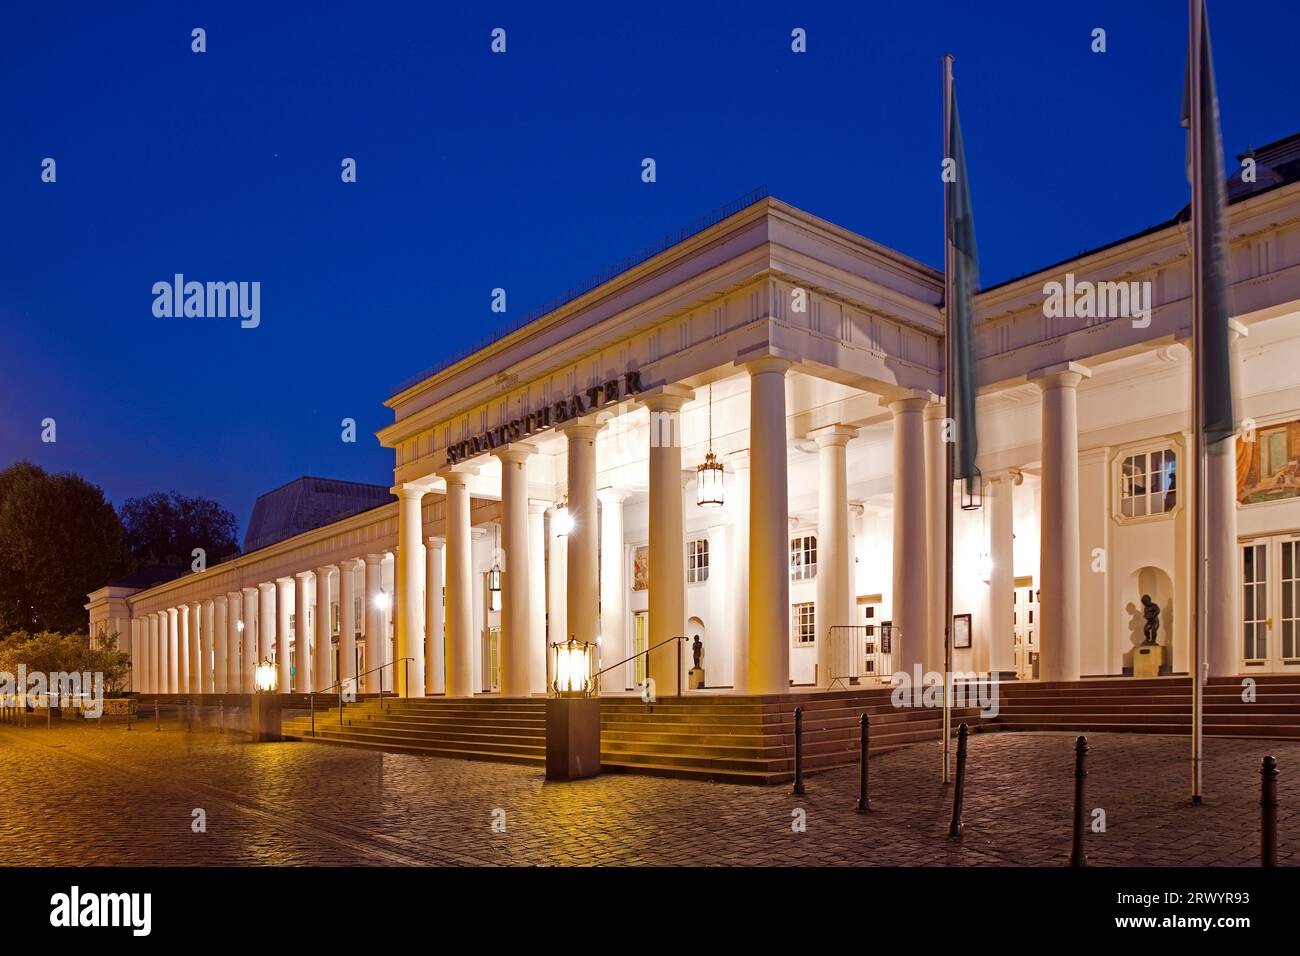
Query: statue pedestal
688 667 705 690
1133 643 1163 678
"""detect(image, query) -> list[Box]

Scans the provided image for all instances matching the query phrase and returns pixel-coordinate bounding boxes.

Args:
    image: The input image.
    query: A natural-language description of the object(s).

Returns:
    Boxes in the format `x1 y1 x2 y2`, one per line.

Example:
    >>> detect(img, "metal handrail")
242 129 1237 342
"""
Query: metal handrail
307 656 415 736
591 635 689 698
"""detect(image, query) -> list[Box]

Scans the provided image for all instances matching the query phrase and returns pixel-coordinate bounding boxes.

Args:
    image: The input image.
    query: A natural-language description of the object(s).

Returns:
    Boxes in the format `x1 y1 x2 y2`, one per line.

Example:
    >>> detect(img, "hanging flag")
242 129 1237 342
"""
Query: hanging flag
1181 0 1235 445
946 83 980 488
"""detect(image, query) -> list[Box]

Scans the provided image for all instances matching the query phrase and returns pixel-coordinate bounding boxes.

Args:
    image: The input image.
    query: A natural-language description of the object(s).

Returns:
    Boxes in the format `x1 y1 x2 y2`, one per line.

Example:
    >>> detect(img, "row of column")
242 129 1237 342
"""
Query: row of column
129 555 399 695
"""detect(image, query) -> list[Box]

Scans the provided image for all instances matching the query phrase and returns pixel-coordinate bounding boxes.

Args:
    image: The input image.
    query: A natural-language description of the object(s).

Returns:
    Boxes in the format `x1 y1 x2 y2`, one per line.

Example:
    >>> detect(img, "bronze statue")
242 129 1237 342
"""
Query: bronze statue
1141 594 1160 645
692 635 703 670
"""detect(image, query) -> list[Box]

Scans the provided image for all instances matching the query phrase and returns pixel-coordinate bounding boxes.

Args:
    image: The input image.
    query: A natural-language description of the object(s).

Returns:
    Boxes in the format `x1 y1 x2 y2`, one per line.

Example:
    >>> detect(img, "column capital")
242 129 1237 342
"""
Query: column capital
391 481 433 499
527 498 552 515
738 354 793 377
314 565 336 578
493 441 536 465
597 486 629 505
339 557 363 571
201 597 214 608
364 552 385 563
275 576 293 586
638 383 694 413
557 420 604 442
242 585 259 596
924 399 948 421
887 390 935 414
436 466 477 486
986 467 1024 486
808 423 858 447
1027 361 1092 389
425 535 445 547
295 569 314 582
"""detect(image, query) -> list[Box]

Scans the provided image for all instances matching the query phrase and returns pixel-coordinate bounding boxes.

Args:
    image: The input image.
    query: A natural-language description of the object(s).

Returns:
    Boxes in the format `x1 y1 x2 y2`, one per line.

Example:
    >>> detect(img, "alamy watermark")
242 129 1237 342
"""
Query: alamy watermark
0 665 105 717
1043 272 1151 329
889 666 1000 718
152 274 260 328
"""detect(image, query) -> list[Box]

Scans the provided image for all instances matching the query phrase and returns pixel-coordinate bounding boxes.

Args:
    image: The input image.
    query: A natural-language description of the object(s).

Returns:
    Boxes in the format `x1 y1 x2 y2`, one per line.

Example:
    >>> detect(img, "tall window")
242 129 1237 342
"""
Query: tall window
687 537 709 583
792 602 816 645
1120 447 1177 518
791 535 818 580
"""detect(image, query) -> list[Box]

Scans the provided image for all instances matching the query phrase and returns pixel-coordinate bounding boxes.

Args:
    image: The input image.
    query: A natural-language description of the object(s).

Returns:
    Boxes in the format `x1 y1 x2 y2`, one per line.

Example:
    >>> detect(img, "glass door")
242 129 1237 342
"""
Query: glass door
1242 536 1300 672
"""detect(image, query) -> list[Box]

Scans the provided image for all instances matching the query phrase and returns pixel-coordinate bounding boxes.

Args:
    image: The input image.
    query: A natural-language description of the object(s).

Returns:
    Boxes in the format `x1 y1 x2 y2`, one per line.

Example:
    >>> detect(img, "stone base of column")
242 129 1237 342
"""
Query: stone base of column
545 697 601 781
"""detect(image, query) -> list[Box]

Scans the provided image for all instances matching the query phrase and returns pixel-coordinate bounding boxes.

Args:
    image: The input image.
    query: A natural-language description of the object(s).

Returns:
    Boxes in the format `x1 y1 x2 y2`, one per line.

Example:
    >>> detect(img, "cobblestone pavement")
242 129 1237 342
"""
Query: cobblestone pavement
1 717 1295 866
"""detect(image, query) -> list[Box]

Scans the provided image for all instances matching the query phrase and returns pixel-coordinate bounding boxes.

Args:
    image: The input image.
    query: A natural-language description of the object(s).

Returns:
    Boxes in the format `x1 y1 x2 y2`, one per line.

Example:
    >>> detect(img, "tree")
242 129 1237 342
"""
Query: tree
120 491 240 569
0 462 132 634
0 629 132 694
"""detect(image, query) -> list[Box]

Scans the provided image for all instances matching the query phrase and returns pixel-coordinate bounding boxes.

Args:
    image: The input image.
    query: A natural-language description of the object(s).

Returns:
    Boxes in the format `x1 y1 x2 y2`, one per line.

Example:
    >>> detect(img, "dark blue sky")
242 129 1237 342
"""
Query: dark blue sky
2 1 1295 538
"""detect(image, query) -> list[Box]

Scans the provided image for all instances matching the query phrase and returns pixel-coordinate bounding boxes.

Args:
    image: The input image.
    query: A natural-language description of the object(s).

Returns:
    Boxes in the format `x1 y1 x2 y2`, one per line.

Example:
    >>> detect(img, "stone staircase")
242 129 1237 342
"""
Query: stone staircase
991 675 1300 739
282 689 986 785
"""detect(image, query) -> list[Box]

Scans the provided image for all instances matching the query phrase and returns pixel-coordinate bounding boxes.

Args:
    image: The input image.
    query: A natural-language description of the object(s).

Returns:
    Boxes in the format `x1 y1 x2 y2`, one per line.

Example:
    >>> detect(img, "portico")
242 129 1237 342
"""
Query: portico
89 160 1300 700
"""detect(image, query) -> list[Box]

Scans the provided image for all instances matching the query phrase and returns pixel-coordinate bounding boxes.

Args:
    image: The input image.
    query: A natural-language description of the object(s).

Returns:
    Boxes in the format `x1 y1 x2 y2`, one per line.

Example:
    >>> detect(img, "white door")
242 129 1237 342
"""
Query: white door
1013 583 1039 679
1241 535 1300 673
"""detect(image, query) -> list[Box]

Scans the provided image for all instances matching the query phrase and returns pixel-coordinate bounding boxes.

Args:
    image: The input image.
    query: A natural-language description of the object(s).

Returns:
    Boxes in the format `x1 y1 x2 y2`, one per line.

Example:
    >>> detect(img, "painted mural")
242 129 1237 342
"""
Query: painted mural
1237 419 1300 504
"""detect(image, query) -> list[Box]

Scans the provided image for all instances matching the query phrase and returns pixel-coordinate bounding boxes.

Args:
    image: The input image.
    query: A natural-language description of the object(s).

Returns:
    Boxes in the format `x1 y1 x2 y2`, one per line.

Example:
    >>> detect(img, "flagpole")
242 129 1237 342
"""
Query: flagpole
941 52 956 784
1189 0 1206 806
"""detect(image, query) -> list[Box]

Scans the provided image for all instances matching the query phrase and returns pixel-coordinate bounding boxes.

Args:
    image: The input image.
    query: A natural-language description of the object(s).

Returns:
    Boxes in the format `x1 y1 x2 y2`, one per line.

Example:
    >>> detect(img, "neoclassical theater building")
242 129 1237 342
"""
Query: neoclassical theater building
89 133 1300 701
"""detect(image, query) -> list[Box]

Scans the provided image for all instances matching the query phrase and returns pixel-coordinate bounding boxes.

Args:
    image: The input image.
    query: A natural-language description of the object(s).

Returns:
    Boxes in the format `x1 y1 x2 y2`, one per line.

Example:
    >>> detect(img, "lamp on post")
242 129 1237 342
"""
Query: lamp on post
545 635 600 781
251 658 282 741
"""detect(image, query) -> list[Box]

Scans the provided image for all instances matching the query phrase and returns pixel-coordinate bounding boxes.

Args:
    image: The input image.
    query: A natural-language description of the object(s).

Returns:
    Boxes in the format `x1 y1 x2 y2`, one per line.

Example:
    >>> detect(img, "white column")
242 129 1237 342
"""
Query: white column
128 620 140 693
987 470 1021 678
496 445 535 697
1030 362 1090 682
242 587 258 692
395 484 428 698
274 578 291 692
425 540 445 694
169 608 181 693
178 605 192 694
924 401 949 676
226 591 242 693
339 560 360 695
729 451 750 693
598 488 628 689
546 504 568 682
201 600 215 694
213 597 228 693
645 388 691 695
363 554 385 694
889 393 931 676
812 424 857 688
291 571 312 693
746 357 792 694
315 566 335 693
190 602 203 694
148 613 160 693
442 471 476 698
256 583 274 670
563 423 602 646
528 502 548 695
1206 438 1240 677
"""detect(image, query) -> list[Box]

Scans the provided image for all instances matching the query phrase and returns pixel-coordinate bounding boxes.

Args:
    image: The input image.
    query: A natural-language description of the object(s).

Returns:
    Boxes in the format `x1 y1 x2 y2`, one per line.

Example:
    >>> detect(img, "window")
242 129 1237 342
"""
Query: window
791 535 818 580
793 602 816 645
687 537 709 583
1119 447 1177 518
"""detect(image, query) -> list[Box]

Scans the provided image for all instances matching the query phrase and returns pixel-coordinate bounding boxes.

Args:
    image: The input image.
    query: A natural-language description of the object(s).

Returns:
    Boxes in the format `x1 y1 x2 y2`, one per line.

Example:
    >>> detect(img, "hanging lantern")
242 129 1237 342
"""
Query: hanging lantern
961 474 983 511
488 524 502 611
553 495 574 537
696 383 725 507
550 635 595 698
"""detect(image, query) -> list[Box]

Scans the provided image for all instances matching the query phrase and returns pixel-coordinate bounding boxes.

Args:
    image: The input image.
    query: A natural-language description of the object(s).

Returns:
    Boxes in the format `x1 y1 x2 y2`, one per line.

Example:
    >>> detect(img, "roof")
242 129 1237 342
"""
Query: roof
107 565 185 590
243 477 394 553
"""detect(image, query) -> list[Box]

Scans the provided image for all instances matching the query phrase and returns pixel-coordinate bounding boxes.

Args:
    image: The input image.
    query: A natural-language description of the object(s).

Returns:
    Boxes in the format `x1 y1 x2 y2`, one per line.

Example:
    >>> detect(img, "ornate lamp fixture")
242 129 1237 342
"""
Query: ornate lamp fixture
553 495 574 537
550 635 595 697
254 658 278 694
488 523 502 612
696 383 725 507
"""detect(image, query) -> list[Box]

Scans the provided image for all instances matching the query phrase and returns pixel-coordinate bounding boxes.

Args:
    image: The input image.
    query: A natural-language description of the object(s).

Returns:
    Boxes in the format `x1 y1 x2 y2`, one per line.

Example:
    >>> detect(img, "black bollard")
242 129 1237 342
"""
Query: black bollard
947 723 969 838
154 700 160 732
1261 755 1278 868
187 698 193 733
792 706 806 796
219 701 225 734
1069 735 1089 867
854 713 872 814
